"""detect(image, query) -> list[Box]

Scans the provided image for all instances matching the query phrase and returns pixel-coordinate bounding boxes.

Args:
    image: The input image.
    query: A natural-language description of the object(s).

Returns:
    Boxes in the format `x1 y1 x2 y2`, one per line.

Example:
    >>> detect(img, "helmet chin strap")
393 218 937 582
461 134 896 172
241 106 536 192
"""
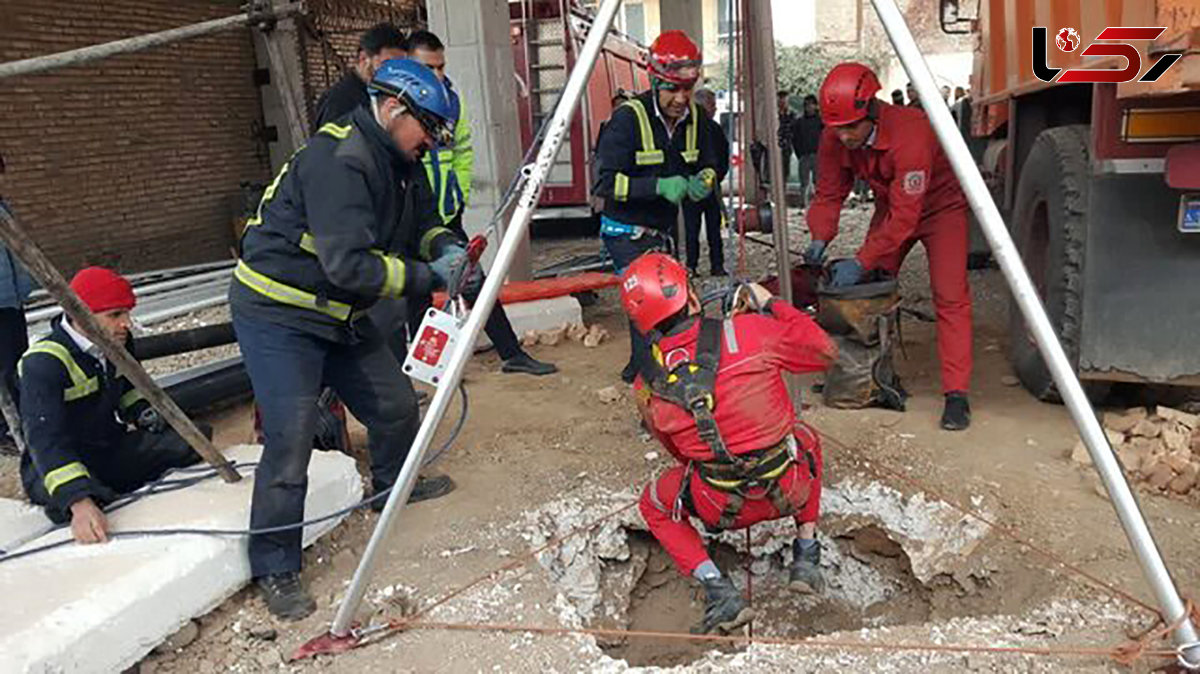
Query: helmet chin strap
370 95 407 129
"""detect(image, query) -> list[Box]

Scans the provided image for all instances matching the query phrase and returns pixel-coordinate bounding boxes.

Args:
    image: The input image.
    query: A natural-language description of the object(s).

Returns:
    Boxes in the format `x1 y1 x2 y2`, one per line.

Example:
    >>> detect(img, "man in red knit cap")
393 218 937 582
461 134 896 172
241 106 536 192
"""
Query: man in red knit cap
19 267 204 543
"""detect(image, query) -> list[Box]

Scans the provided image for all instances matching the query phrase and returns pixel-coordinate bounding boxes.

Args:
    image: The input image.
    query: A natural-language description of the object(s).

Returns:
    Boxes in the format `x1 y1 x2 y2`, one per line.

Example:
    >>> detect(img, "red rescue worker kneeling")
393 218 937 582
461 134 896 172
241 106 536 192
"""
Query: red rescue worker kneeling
806 62 973 431
621 253 838 634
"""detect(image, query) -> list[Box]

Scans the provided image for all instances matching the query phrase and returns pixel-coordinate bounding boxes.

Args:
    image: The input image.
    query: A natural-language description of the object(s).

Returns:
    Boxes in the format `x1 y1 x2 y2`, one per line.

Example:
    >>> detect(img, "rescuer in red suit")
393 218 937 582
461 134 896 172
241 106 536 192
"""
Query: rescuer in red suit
621 253 837 634
805 62 973 431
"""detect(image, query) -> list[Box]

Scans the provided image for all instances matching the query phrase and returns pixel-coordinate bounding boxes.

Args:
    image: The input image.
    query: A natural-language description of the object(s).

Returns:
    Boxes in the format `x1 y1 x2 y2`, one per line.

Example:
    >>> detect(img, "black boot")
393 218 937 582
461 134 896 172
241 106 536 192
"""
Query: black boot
789 539 826 595
692 575 755 634
370 475 457 512
941 391 971 431
502 352 557 376
620 360 638 384
256 572 317 621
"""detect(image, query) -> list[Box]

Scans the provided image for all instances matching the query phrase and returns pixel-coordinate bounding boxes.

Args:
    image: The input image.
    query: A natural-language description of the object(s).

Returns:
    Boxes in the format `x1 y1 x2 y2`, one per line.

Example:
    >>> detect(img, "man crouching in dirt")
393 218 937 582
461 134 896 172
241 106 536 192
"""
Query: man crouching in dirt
620 253 837 634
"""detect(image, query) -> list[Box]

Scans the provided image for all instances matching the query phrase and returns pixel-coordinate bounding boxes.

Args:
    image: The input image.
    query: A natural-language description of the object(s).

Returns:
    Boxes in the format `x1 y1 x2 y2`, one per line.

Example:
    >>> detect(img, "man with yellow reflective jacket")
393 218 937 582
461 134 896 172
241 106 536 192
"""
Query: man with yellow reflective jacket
20 267 204 544
405 30 555 376
593 30 719 383
230 59 466 620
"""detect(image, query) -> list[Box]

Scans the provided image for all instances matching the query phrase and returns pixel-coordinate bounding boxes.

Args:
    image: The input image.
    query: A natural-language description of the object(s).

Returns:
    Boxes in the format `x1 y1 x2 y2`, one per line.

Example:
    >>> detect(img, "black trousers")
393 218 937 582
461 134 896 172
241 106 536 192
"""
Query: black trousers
0 308 28 434
24 424 207 524
683 193 724 273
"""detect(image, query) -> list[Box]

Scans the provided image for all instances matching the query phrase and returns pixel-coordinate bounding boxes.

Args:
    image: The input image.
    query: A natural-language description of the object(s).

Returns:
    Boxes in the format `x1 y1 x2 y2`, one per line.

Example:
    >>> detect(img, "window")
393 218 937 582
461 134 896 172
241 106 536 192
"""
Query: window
624 3 645 44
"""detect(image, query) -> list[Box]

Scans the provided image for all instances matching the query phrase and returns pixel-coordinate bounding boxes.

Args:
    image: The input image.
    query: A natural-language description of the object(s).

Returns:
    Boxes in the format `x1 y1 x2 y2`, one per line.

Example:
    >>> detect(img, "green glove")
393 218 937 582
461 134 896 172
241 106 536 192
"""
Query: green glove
687 168 717 201
655 176 689 205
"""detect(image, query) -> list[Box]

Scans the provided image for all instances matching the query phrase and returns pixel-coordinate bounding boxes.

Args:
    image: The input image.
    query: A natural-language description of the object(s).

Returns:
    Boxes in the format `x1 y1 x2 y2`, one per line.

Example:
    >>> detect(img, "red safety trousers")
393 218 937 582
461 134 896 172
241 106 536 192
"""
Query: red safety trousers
639 422 824 575
807 102 972 393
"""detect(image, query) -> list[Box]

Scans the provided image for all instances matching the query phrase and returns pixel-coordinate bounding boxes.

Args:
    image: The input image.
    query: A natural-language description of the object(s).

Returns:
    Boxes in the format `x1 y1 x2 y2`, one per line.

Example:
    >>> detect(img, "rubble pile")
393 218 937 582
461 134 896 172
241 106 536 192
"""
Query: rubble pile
521 322 610 349
1071 406 1200 496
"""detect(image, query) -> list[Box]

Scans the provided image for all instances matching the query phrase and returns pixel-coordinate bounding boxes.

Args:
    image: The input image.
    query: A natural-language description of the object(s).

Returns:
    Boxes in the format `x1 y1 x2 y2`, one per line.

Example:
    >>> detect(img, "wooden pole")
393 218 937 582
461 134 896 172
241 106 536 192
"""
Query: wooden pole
0 203 239 483
261 30 309 149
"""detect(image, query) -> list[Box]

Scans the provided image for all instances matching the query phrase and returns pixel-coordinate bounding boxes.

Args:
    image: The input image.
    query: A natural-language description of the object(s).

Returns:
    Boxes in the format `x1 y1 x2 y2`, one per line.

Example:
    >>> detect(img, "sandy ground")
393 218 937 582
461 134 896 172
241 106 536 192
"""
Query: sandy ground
2 204 1198 673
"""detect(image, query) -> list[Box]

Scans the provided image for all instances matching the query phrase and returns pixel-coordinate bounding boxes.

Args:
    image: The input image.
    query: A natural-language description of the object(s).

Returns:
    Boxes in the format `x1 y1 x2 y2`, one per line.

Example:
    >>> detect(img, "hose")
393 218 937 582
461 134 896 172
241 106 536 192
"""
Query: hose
0 383 470 565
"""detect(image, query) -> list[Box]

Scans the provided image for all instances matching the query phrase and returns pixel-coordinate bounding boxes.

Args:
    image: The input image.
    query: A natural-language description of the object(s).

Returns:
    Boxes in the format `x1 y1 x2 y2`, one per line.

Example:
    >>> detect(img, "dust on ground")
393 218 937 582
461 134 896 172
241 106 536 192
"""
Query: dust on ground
4 204 1198 673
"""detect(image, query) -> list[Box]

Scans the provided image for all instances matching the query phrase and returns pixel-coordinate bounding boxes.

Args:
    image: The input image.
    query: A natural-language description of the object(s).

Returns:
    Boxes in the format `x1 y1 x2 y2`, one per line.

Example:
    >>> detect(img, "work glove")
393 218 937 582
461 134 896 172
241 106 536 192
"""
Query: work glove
687 168 717 202
429 245 467 289
655 176 689 205
136 407 167 434
828 259 864 288
803 240 827 266
459 265 484 299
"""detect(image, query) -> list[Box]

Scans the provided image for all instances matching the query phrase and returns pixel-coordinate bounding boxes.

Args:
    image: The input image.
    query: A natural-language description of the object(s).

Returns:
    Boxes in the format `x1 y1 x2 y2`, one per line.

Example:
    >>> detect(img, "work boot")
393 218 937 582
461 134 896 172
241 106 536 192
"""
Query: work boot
692 576 755 634
711 267 728 278
789 539 826 595
502 352 557 376
940 391 971 431
256 572 316 621
370 475 457 512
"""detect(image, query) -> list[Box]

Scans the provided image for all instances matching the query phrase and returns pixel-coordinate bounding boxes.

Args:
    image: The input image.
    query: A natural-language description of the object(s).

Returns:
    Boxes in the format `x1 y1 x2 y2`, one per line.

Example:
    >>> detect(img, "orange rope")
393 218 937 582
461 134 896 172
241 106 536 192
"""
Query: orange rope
383 618 1178 663
1112 598 1199 666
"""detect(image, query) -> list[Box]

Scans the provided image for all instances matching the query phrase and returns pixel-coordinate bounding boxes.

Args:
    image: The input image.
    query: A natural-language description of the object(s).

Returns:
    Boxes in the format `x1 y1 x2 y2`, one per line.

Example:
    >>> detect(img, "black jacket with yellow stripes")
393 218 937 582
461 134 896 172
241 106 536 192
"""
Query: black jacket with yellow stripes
592 89 718 232
231 106 459 343
18 320 147 513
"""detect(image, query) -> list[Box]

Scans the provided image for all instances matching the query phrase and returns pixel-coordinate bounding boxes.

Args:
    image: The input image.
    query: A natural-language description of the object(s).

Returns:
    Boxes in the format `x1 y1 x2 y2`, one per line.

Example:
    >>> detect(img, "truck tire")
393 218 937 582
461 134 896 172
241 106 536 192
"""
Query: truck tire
1007 125 1109 403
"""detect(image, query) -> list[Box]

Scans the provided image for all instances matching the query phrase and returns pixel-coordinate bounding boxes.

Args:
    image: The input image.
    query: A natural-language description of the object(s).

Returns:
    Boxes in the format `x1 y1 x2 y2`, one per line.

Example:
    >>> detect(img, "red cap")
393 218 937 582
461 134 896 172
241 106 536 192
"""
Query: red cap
619 253 690 334
648 31 702 86
819 62 882 126
70 267 136 313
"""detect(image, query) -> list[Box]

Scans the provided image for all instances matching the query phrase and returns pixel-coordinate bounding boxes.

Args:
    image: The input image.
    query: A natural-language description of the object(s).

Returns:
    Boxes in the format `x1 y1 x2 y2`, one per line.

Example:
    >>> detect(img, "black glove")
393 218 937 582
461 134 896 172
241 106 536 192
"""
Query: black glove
136 407 167 434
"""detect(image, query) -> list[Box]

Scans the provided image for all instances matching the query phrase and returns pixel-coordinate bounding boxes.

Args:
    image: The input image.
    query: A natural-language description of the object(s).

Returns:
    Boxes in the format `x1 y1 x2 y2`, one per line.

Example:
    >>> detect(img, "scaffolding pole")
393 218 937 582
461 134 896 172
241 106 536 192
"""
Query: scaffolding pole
869 0 1200 667
0 3 303 80
0 203 239 483
327 0 625 638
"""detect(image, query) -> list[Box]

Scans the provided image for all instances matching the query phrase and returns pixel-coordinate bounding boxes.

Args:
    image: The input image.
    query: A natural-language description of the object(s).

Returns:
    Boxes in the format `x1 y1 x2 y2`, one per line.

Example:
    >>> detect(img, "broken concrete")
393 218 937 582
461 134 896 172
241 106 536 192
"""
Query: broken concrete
0 497 53 553
476 296 582 350
0 444 361 674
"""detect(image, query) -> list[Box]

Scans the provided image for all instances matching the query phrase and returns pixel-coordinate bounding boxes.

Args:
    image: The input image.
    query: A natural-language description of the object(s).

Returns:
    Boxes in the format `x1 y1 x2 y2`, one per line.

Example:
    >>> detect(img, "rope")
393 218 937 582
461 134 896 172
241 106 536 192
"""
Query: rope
810 424 1162 617
1112 598 1200 666
409 500 638 621
381 619 1178 663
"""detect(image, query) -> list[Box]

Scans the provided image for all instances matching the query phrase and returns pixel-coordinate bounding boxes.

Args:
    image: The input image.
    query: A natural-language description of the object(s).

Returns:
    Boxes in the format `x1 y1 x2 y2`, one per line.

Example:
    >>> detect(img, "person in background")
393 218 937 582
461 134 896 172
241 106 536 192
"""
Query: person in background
312 23 408 129
906 82 921 109
940 85 952 104
890 89 905 106
404 29 556 376
681 88 729 277
776 91 796 184
790 94 822 209
0 153 34 454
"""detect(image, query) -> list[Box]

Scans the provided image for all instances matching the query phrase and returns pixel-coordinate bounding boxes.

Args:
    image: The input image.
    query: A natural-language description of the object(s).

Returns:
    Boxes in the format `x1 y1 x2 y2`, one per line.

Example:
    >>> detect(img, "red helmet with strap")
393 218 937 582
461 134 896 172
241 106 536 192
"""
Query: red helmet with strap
620 253 691 334
647 31 702 86
819 62 882 126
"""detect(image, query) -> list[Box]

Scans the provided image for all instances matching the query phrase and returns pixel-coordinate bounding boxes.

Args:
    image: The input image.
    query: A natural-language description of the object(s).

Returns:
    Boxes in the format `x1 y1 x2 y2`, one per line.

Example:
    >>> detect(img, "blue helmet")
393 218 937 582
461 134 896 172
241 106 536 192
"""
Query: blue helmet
369 59 457 144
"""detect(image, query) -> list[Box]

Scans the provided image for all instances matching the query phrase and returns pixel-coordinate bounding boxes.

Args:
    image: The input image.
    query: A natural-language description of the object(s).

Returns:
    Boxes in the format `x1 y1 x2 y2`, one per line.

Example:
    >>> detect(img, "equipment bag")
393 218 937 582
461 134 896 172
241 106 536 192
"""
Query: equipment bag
816 271 907 411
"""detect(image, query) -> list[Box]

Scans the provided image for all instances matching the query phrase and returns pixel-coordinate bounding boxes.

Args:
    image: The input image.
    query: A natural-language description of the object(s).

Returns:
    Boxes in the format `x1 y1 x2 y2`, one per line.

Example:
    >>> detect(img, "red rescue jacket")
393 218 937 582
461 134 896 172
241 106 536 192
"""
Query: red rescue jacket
806 103 967 270
635 301 836 463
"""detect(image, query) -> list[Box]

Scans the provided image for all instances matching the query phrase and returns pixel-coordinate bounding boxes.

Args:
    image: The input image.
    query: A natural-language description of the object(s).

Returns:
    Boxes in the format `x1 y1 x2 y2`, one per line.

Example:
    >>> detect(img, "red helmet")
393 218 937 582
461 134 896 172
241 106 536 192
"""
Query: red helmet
620 253 691 334
647 31 702 86
819 62 882 126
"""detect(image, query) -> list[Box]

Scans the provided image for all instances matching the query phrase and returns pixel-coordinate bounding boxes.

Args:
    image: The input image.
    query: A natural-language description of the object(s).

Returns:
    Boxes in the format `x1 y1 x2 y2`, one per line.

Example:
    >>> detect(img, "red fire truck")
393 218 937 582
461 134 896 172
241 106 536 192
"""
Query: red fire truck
509 0 649 220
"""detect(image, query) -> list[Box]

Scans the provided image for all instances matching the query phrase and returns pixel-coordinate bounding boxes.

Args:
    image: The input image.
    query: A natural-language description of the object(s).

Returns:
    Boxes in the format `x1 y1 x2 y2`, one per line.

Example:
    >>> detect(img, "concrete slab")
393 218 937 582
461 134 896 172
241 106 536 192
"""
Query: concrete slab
0 498 54 555
474 296 582 350
0 444 362 674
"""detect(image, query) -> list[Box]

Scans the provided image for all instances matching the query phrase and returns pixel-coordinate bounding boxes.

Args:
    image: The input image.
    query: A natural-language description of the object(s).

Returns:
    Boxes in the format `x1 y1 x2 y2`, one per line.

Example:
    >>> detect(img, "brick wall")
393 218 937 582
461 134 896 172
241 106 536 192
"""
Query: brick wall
0 0 270 274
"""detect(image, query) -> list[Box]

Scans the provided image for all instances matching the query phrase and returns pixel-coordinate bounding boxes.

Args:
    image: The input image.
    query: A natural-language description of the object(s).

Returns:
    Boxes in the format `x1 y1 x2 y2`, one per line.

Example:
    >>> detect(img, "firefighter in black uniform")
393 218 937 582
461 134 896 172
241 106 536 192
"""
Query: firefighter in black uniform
230 59 470 620
593 30 718 383
20 267 205 544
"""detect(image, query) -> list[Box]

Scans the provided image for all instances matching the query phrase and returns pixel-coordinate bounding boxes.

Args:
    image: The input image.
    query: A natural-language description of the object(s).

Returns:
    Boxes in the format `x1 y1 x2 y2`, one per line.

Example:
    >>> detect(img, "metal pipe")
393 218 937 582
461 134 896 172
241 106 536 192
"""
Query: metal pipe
869 0 1200 666
0 203 239 482
0 3 303 80
328 0 625 637
25 268 232 324
134 323 237 360
753 0 793 306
